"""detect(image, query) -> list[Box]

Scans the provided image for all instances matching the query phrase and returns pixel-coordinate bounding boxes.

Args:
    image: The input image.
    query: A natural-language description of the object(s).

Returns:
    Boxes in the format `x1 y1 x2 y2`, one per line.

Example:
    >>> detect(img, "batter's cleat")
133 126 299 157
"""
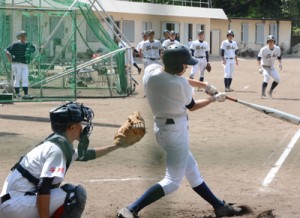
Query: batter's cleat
261 93 268 99
215 202 243 217
22 95 33 100
227 87 234 92
138 68 142 75
225 88 230 92
116 208 139 218
268 90 273 98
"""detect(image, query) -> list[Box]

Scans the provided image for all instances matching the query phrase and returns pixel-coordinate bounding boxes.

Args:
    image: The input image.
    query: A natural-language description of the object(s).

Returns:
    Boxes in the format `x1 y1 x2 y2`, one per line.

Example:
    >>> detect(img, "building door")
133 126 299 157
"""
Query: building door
210 30 220 55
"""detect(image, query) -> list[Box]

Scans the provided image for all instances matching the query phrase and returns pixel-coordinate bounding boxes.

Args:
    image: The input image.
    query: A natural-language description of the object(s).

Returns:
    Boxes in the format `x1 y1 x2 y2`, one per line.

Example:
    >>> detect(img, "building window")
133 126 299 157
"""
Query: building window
269 23 278 42
255 23 264 44
142 22 152 31
122 20 135 42
50 16 65 45
86 21 98 42
241 23 249 43
22 15 38 43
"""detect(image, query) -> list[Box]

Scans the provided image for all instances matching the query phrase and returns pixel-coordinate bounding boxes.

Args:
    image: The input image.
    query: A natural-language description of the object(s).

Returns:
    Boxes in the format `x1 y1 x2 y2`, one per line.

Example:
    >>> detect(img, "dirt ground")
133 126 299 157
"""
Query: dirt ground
1 56 300 218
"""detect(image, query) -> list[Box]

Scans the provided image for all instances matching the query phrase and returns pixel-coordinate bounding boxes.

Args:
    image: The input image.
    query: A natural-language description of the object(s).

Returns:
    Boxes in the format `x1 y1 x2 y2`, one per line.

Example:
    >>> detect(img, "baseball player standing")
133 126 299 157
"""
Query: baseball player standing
189 30 210 84
220 30 239 92
116 45 244 218
160 29 170 44
0 102 126 218
257 35 282 99
162 30 180 49
5 30 36 99
141 30 163 68
136 31 148 59
117 34 142 74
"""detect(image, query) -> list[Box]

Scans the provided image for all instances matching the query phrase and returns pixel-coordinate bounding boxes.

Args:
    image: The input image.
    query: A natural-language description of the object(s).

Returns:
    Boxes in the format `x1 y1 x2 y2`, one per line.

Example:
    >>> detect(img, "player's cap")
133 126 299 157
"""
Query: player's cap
147 29 155 35
227 30 234 37
50 101 94 133
197 30 204 35
169 30 176 35
142 30 148 36
17 30 27 37
267 35 276 43
163 29 169 34
163 44 198 74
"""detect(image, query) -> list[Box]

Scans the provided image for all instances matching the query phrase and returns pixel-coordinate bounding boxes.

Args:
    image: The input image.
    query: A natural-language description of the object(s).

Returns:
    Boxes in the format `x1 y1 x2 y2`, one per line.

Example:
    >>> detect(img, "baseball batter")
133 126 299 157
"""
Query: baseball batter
257 35 282 99
117 45 243 218
162 30 180 49
5 30 36 99
141 30 163 68
190 30 210 83
0 102 124 218
220 30 238 92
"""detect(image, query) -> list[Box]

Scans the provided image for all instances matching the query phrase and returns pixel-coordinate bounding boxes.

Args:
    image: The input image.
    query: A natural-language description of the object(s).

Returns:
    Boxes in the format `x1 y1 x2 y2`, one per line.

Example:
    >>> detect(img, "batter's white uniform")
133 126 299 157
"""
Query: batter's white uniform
162 39 180 49
143 64 204 195
258 45 281 83
141 40 162 68
0 141 78 218
220 40 238 78
190 40 210 79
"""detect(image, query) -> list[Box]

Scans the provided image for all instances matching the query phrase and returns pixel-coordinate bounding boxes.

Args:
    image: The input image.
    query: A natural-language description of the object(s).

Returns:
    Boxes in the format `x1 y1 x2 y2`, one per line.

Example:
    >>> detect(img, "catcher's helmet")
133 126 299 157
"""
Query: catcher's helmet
197 30 204 35
50 101 94 133
227 30 234 37
267 35 276 43
163 44 198 74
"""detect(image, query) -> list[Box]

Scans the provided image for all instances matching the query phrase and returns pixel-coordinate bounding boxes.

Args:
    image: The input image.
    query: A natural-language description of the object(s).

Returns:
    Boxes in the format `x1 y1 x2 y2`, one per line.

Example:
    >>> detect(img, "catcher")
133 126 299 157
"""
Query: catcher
189 30 211 91
0 102 145 218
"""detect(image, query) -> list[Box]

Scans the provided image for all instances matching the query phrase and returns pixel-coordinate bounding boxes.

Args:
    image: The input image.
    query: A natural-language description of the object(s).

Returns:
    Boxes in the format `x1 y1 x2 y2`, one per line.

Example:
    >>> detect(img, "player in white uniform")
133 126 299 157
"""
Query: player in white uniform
5 30 36 99
136 31 148 58
220 30 239 92
162 30 180 49
160 29 170 44
0 102 126 218
141 30 163 68
257 35 282 99
116 45 244 218
189 30 210 83
117 34 142 74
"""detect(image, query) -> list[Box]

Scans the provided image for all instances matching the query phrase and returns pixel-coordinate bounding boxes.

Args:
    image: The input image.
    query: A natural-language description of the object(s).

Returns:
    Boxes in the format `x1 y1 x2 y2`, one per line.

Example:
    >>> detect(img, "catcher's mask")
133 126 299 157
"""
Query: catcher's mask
267 35 276 43
50 101 94 134
163 44 198 74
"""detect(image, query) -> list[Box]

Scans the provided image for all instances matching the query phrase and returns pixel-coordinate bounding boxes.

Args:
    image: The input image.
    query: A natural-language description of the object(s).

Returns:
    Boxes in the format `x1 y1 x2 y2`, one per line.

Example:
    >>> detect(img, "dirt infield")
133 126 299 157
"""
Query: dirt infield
1 57 300 218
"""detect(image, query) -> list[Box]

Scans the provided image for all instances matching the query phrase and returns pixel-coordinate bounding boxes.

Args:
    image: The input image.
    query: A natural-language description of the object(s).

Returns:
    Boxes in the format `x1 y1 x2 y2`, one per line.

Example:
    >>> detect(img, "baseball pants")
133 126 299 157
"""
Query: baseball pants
12 63 29 88
223 59 235 78
190 58 207 80
0 188 66 218
154 115 204 195
262 66 280 83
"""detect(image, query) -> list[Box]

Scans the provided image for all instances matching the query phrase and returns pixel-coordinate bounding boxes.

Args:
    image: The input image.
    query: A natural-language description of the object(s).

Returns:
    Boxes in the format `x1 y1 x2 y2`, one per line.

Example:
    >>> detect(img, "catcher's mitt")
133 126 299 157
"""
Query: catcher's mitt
114 112 146 147
206 63 211 72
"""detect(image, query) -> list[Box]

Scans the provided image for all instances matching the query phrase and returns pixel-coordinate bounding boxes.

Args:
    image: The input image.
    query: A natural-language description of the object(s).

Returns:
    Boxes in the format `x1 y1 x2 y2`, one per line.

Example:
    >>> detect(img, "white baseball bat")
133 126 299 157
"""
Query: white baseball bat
226 96 300 125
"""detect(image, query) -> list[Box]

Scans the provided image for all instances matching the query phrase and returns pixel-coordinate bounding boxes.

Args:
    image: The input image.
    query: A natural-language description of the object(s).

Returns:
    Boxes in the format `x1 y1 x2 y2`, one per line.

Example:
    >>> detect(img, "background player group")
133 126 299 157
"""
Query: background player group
134 29 282 99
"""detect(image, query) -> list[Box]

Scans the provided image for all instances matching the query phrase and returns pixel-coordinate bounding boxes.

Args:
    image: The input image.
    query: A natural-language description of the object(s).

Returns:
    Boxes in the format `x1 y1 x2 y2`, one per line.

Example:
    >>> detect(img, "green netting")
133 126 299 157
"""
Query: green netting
0 0 129 103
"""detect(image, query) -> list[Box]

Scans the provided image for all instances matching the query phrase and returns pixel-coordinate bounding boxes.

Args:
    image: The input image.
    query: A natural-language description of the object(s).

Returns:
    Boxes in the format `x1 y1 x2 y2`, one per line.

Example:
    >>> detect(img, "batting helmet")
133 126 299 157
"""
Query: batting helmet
50 101 94 133
16 30 27 38
163 44 198 74
197 30 204 35
267 35 276 43
227 30 234 37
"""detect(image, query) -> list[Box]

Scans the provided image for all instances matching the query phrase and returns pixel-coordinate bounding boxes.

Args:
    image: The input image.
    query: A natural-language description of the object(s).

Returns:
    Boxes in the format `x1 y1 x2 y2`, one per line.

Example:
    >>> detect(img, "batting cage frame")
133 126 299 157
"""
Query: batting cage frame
0 0 134 103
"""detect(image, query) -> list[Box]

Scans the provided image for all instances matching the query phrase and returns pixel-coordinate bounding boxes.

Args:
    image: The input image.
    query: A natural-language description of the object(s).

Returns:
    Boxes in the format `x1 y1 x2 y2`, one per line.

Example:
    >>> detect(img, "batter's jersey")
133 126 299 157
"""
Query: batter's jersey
162 39 180 49
258 45 281 67
1 141 78 195
141 40 162 59
190 40 210 57
143 64 193 118
5 41 36 64
220 40 238 58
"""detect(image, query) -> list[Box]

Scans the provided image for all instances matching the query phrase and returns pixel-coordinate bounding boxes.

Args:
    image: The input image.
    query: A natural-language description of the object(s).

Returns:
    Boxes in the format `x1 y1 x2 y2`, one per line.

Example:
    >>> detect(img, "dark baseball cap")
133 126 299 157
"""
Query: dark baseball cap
17 30 27 37
147 29 155 35
169 30 176 35
142 30 148 36
163 29 169 34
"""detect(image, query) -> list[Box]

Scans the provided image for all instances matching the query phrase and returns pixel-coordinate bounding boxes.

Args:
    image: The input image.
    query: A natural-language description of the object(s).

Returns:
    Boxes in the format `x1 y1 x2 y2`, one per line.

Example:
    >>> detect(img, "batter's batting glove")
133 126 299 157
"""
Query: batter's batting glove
213 92 226 102
204 82 218 96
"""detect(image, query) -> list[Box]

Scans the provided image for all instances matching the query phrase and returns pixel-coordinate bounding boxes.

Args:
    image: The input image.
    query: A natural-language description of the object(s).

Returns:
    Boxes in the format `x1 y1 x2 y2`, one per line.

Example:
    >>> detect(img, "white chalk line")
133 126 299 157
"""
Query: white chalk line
84 177 158 183
262 128 300 187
